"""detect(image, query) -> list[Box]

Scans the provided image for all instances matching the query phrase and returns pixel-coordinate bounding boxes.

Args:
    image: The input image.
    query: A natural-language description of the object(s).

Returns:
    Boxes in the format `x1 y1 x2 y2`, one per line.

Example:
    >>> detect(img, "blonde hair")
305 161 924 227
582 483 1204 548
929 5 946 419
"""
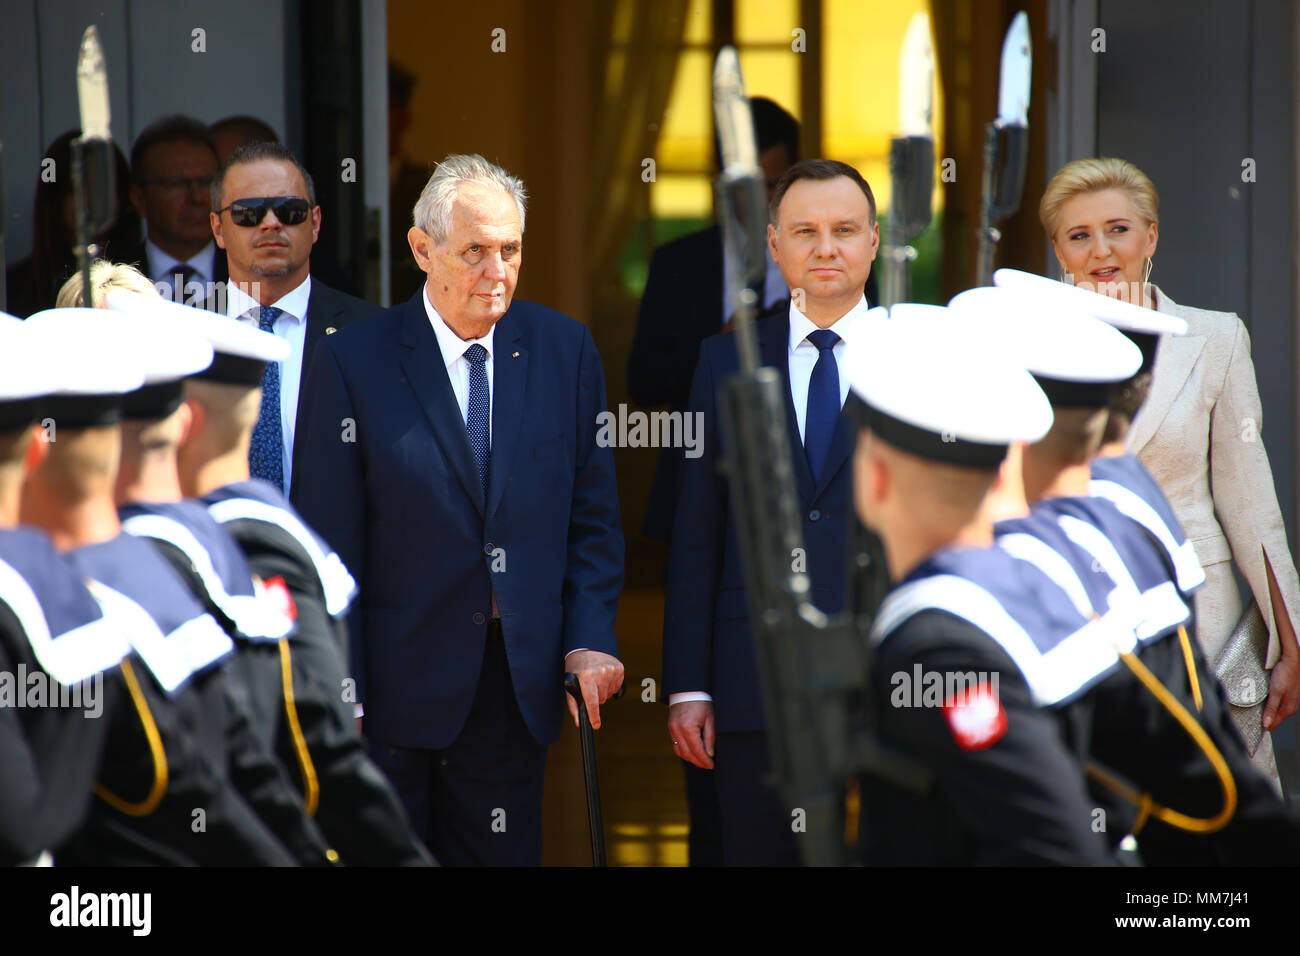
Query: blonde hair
1039 157 1159 239
55 259 160 308
184 380 262 451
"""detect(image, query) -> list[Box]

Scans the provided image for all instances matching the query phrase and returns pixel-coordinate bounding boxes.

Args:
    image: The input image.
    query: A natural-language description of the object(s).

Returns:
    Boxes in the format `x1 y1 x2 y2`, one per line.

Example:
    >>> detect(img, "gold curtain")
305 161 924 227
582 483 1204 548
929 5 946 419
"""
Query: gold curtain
588 0 691 300
930 0 1048 296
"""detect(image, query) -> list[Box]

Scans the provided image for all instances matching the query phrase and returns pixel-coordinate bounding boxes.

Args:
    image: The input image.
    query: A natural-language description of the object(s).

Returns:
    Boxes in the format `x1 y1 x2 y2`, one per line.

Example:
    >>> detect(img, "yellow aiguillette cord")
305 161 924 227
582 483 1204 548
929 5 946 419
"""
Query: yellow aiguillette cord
94 659 168 816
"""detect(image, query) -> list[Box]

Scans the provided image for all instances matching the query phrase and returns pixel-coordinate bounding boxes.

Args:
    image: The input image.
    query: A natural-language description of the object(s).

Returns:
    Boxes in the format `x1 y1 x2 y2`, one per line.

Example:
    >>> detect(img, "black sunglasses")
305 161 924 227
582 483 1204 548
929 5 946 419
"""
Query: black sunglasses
217 196 312 227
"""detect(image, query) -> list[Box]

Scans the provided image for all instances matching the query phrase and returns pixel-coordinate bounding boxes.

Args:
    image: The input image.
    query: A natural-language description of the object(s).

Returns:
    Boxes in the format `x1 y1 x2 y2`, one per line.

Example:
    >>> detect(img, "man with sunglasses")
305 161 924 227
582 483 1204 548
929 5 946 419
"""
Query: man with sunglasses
125 115 228 304
210 142 378 496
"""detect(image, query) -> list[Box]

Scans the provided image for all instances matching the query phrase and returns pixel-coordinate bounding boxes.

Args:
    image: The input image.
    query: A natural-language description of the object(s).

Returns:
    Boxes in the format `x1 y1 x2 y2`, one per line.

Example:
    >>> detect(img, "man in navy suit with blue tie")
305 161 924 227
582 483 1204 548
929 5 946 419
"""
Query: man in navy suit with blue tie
293 154 625 865
664 159 880 865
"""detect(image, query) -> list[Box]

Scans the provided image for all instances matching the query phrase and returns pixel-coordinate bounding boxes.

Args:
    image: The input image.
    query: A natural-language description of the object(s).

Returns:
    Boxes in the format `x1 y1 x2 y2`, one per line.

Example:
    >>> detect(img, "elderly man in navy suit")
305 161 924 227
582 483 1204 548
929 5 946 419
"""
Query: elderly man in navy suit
294 154 625 866
663 159 880 866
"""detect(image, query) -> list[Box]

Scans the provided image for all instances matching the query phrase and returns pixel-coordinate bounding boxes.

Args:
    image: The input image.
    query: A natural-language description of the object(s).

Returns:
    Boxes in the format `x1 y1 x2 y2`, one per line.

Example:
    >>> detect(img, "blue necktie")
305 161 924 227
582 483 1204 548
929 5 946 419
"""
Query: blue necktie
804 328 841 484
249 306 285 491
465 344 491 497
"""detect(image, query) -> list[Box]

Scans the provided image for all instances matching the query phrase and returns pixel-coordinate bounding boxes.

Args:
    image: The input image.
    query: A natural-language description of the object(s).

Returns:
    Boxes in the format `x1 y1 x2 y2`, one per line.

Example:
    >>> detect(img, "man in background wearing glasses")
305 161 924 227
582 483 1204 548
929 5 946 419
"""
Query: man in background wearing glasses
125 114 228 303
209 142 379 495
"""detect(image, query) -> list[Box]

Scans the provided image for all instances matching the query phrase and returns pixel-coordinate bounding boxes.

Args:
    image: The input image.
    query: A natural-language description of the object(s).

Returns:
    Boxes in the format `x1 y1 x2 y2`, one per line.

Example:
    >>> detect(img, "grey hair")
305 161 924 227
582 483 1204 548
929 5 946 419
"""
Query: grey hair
412 154 527 243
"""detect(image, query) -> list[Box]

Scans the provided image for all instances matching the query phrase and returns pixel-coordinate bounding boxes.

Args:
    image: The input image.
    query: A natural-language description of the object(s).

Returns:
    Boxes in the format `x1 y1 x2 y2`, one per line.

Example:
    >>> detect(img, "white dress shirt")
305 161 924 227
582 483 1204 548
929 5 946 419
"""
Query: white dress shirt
229 275 312 491
786 294 872 441
668 294 872 707
145 238 217 288
423 288 495 443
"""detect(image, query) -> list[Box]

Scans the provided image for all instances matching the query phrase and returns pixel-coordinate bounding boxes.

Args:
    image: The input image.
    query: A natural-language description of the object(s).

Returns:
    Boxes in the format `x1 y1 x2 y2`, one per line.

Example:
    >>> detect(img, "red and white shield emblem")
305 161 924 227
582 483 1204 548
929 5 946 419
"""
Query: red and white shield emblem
943 682 1007 751
261 574 297 622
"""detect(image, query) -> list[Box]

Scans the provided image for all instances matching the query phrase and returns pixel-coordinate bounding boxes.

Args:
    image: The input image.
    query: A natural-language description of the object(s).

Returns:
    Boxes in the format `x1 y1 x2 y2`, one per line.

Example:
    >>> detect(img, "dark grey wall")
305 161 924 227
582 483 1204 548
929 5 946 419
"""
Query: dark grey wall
0 0 292 265
1094 0 1299 795
1095 0 1294 539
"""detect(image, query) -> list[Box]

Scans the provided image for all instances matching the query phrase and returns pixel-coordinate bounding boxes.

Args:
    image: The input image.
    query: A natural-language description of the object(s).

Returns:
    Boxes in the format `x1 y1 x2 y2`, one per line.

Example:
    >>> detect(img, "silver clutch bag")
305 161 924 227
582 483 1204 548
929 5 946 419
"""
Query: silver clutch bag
1212 600 1270 756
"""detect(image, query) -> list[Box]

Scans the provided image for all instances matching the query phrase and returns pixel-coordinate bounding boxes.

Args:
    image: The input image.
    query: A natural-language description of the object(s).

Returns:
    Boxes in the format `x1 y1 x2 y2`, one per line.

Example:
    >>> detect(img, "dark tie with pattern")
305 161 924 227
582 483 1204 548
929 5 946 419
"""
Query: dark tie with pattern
465 344 491 497
249 306 285 491
804 328 841 485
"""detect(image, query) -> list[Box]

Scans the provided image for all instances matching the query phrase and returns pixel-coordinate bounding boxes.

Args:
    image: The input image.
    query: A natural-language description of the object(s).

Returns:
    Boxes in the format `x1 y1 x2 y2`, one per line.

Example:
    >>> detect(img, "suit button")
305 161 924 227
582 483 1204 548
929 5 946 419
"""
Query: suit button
484 543 495 555
472 612 486 625
809 509 821 522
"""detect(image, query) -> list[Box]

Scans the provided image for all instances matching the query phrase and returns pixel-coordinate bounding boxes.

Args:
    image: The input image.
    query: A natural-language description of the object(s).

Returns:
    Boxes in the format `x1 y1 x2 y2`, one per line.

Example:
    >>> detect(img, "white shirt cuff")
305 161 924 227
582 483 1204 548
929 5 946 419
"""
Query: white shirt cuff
564 647 590 660
668 692 713 705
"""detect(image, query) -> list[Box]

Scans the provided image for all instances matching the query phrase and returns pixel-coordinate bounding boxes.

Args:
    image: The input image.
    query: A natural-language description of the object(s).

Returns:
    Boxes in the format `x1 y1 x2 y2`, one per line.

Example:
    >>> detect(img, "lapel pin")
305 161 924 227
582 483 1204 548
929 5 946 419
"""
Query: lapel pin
512 351 520 358
326 326 337 335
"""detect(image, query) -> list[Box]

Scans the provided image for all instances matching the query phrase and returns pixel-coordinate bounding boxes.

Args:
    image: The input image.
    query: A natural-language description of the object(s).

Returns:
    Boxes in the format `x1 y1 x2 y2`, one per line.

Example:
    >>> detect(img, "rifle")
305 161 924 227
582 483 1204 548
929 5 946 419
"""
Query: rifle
711 48 929 867
974 12 1032 287
881 12 935 309
72 26 116 308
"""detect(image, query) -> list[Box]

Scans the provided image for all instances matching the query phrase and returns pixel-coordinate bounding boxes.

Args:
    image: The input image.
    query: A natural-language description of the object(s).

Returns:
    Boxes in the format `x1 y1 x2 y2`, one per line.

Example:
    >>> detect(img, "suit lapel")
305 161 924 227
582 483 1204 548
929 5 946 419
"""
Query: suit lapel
487 310 528 519
398 299 485 514
1126 289 1207 456
295 284 333 429
759 314 815 506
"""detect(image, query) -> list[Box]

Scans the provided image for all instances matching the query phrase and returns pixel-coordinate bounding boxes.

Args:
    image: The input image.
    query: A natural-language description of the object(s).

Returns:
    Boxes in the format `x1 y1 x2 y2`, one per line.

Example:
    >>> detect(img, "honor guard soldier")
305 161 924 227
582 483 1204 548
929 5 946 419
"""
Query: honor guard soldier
949 286 1300 865
108 288 433 866
992 268 1204 597
19 308 335 865
0 317 130 865
845 306 1114 865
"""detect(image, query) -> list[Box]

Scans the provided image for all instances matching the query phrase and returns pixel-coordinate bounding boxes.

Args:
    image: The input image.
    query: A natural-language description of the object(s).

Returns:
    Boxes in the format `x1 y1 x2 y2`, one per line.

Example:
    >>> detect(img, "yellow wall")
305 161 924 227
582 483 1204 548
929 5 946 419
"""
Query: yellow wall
652 0 943 220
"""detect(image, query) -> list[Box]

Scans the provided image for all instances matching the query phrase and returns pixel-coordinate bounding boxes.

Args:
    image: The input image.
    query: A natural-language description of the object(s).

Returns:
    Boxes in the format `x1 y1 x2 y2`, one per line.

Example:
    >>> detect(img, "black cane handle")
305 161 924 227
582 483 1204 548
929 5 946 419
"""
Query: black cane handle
563 671 627 703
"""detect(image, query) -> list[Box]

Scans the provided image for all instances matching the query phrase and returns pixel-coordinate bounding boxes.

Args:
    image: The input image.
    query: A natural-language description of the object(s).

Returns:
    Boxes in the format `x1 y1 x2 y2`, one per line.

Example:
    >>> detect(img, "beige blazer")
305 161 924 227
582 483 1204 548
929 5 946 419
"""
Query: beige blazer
1127 286 1300 666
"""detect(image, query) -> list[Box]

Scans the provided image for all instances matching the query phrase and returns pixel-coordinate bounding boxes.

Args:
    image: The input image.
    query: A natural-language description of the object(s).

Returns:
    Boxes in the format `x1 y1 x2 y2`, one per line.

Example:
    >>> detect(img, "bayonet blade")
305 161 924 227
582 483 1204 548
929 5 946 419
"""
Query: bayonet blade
996 11 1031 127
76 26 111 141
897 11 934 138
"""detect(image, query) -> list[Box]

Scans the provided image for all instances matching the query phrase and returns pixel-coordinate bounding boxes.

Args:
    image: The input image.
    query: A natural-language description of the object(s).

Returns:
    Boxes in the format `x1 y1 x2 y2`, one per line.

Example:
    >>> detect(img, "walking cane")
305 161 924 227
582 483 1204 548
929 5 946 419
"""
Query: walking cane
563 673 624 866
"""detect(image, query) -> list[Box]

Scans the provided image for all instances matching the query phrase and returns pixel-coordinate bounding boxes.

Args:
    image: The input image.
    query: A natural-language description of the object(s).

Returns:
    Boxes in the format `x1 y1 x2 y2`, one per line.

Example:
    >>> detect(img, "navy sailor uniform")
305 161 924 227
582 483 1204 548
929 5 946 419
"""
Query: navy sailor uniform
1090 452 1205 596
0 528 128 864
202 478 433 865
56 533 334 866
1024 494 1300 863
860 545 1117 865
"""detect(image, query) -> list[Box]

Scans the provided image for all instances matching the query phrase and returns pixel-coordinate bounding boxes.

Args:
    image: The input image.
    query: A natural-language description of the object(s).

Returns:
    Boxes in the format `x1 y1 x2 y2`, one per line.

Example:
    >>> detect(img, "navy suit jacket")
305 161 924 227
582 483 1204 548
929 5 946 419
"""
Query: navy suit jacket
292 290 624 749
662 308 856 733
288 280 380 486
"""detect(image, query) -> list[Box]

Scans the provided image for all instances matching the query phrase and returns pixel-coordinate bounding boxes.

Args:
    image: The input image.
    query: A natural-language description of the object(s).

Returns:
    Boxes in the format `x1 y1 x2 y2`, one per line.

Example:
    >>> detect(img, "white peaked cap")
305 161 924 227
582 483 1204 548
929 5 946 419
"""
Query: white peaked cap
948 286 1142 384
884 303 948 323
24 309 146 396
992 268 1188 336
0 317 56 403
105 289 288 388
843 303 1053 466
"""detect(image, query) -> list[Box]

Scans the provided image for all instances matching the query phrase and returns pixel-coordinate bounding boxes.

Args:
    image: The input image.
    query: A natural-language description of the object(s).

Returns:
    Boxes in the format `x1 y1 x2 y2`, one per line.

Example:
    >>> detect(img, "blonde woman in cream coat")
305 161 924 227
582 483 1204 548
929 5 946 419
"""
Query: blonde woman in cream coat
1041 157 1300 791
